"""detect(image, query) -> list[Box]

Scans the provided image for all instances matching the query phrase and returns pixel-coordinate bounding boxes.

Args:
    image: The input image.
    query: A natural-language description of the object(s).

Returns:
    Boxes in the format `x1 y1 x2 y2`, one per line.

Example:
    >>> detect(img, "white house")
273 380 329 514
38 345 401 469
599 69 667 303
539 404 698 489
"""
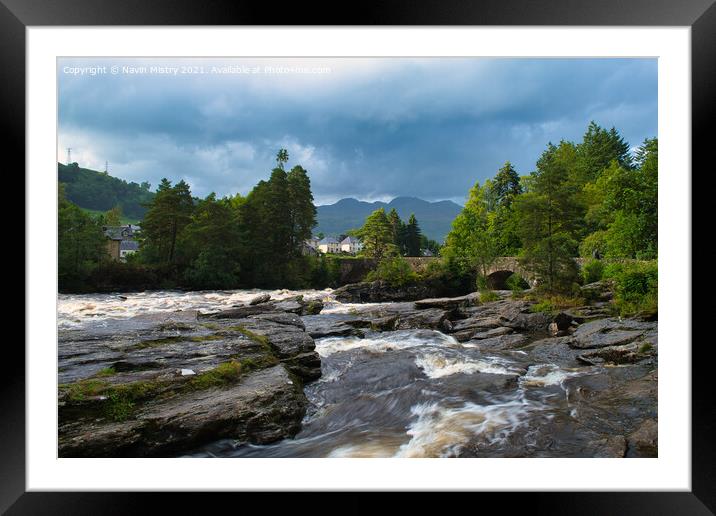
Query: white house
340 236 363 254
305 236 320 249
119 240 139 261
317 236 341 254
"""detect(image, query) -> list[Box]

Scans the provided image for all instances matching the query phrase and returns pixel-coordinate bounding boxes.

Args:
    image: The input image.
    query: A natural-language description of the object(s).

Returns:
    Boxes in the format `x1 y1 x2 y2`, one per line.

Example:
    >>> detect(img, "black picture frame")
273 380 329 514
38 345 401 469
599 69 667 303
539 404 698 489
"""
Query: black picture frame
6 0 710 513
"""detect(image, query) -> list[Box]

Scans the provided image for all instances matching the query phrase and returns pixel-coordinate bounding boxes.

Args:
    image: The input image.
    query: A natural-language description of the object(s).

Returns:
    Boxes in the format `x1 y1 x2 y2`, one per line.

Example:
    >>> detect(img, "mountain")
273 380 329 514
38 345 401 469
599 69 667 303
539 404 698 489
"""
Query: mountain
315 196 463 242
58 162 154 220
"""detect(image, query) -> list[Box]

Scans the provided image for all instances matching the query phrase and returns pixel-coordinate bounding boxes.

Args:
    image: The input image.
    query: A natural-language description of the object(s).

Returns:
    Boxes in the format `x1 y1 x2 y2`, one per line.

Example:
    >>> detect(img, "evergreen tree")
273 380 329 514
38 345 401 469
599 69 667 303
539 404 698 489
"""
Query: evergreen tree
573 121 632 185
404 214 422 257
357 208 395 260
181 193 243 289
387 208 406 255
140 178 194 266
515 142 581 292
287 165 317 255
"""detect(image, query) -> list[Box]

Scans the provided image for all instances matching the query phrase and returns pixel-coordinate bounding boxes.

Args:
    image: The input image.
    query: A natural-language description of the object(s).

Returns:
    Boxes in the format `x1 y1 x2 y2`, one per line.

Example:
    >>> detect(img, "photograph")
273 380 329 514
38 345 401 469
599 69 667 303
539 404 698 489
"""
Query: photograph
56 56 659 459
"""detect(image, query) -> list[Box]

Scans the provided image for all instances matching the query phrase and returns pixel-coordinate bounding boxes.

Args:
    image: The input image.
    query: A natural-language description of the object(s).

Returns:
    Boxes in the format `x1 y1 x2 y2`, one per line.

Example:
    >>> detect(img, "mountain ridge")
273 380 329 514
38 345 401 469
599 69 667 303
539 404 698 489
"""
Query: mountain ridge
315 197 463 242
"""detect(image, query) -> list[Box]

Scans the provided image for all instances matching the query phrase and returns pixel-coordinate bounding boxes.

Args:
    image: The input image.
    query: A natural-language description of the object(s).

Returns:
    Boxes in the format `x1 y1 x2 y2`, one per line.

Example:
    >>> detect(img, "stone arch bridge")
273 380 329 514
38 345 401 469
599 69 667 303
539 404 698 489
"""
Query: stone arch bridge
485 257 588 289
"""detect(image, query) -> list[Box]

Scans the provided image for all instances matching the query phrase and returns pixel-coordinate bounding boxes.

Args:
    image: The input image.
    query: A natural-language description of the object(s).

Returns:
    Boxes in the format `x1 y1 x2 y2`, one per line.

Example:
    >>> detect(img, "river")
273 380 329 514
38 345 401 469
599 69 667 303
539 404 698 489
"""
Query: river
58 288 658 458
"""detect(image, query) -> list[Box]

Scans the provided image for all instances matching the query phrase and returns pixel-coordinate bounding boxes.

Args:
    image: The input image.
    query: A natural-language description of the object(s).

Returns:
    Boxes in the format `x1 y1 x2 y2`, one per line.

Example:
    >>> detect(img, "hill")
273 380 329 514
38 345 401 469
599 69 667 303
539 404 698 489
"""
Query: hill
58 162 154 220
315 196 463 242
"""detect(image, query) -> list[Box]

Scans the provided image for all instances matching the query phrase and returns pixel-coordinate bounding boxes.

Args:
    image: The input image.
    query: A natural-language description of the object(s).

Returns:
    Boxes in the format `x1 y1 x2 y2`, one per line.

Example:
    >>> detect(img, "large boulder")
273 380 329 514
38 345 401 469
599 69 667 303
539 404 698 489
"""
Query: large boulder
499 305 551 332
413 293 478 311
568 318 655 350
333 280 438 303
465 333 528 351
59 365 307 457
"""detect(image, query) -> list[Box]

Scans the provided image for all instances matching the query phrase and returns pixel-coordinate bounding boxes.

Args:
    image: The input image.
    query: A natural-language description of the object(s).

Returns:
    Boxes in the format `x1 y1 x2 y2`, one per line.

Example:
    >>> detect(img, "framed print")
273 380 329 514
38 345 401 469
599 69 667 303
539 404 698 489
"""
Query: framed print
6 0 712 512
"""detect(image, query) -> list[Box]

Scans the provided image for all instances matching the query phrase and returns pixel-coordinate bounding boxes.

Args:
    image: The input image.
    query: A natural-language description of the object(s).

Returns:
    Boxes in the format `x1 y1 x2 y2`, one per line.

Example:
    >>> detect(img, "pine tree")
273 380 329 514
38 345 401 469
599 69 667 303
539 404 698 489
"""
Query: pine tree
287 165 317 255
515 143 581 292
404 214 422 257
357 208 395 260
387 208 406 255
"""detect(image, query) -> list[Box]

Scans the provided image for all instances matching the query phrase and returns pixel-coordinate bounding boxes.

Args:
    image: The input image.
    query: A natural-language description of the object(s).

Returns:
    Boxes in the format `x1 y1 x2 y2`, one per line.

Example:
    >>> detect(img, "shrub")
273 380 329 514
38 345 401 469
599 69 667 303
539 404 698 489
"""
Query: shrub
581 259 605 284
610 260 658 317
478 289 500 302
366 256 418 287
505 273 529 292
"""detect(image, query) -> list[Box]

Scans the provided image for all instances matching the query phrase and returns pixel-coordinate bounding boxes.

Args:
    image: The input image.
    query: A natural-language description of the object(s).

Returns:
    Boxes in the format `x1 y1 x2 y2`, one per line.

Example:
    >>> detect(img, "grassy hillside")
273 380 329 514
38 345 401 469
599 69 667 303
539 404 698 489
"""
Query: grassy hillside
58 162 154 220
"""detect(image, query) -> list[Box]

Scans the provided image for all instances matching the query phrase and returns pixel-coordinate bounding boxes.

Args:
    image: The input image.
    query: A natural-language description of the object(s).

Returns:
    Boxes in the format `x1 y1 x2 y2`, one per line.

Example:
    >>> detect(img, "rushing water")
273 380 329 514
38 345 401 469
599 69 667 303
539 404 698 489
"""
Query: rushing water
58 289 654 458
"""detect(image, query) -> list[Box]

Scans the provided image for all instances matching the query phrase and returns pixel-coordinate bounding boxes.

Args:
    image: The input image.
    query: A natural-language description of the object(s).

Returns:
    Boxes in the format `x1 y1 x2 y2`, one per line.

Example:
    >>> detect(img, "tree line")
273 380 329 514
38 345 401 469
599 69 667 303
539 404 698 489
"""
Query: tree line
441 121 657 294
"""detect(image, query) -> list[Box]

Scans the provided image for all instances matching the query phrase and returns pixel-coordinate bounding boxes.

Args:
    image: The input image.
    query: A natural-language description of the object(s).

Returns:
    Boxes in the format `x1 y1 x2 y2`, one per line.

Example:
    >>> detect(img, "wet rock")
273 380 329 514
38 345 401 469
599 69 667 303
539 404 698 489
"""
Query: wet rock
627 419 657 457
395 308 450 330
466 333 527 351
304 320 364 339
499 305 550 332
470 326 514 340
304 299 324 315
249 293 272 305
251 312 305 330
371 315 398 331
413 293 477 311
333 280 438 303
589 435 627 458
203 304 277 319
273 299 304 314
59 365 307 457
580 280 615 302
549 312 576 336
576 342 654 366
568 318 655 349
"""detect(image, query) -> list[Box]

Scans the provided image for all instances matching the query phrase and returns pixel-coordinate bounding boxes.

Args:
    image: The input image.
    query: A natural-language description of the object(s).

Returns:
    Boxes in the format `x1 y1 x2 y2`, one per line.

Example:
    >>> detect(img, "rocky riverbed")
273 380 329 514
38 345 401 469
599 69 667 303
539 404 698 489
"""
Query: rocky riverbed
58 283 657 458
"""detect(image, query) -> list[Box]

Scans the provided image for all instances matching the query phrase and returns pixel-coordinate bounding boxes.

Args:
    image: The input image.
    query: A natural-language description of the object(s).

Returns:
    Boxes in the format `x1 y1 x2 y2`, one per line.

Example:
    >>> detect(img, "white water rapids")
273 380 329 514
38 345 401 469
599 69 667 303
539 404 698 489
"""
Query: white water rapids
58 289 599 458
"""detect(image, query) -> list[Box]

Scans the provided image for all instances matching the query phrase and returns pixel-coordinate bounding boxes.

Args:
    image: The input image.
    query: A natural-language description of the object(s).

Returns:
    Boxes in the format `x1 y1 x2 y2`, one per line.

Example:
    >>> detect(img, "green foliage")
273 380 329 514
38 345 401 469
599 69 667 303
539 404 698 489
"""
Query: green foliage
515 142 582 293
581 259 605 284
58 184 108 290
420 257 476 297
604 260 658 317
478 289 500 302
356 208 396 260
505 273 529 292
366 256 418 287
579 230 608 258
443 181 499 279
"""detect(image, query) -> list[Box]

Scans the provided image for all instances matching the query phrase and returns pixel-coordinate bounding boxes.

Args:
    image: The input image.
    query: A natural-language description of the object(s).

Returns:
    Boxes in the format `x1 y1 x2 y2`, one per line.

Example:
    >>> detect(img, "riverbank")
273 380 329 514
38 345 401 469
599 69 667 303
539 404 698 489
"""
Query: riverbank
58 284 657 458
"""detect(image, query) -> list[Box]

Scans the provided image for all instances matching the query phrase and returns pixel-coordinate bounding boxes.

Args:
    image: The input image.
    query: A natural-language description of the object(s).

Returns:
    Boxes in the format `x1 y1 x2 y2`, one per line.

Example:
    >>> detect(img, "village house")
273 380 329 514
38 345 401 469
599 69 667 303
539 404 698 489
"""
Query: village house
340 236 363 254
317 236 341 254
103 224 140 262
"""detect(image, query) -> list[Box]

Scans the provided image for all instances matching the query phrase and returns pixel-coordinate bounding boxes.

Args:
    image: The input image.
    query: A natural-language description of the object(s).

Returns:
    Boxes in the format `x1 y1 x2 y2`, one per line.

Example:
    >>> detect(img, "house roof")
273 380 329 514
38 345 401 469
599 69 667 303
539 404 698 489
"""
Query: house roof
318 237 339 244
340 236 361 245
120 240 139 251
103 224 138 240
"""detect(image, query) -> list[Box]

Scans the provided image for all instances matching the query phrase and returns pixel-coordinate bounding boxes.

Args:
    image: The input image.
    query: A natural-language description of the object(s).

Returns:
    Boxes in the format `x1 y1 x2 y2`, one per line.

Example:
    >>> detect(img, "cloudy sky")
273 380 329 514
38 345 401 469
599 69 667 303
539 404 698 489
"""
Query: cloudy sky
58 57 657 205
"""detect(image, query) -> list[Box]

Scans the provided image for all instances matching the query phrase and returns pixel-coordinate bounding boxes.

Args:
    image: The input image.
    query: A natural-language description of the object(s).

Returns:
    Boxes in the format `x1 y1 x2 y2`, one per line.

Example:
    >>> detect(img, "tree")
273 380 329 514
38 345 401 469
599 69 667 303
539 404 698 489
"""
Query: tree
404 214 422 257
442 181 498 282
181 193 243 289
515 142 581 292
490 161 523 208
387 208 406 254
287 165 317 255
276 148 289 170
58 184 106 288
140 178 194 266
356 208 395 260
573 121 632 186
104 205 123 226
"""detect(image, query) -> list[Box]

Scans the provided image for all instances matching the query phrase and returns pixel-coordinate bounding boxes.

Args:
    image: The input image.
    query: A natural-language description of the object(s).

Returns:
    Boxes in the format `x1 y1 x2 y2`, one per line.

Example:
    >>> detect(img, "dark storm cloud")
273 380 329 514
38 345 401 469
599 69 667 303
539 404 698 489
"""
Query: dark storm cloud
58 57 657 204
